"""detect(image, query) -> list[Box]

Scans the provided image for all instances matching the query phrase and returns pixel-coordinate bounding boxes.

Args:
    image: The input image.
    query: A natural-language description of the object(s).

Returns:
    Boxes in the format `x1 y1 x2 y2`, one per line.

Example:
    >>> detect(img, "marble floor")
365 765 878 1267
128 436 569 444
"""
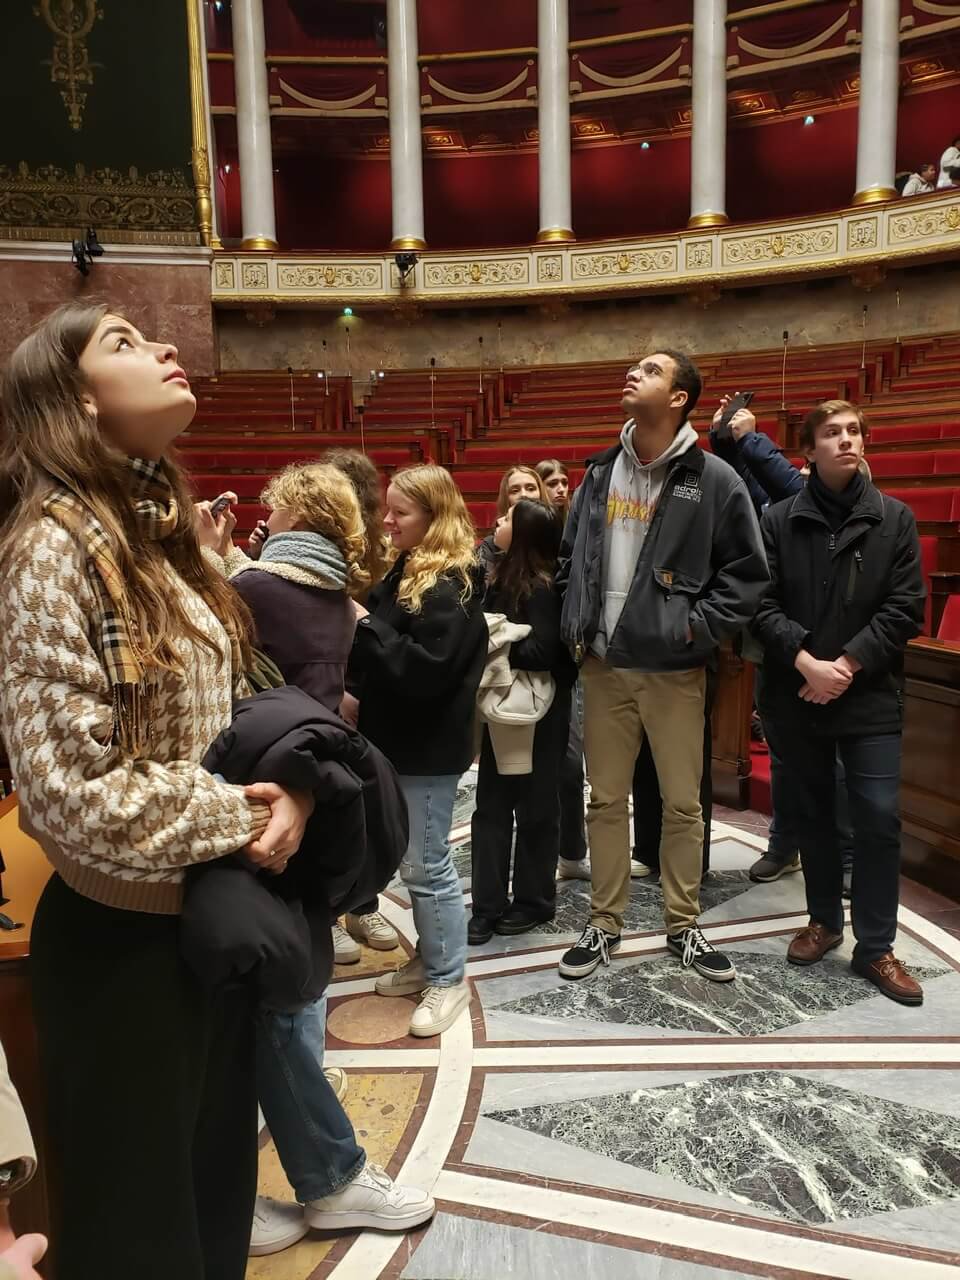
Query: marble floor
249 769 960 1279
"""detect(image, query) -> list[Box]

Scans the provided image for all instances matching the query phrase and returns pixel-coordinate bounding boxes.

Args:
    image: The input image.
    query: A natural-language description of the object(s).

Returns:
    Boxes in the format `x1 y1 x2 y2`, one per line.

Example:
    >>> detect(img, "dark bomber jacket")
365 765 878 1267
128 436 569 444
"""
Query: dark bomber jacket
557 436 768 670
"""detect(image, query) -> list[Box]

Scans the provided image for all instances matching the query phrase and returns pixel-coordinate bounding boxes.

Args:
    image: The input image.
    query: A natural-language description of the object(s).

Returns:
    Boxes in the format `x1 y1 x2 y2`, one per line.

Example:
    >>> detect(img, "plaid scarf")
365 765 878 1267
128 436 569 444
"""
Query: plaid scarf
42 458 240 757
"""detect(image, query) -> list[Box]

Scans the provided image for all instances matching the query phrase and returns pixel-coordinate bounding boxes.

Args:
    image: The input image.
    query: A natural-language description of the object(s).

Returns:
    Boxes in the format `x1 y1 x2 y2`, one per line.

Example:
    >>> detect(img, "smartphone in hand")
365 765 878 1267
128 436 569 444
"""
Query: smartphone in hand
716 390 755 439
210 494 232 518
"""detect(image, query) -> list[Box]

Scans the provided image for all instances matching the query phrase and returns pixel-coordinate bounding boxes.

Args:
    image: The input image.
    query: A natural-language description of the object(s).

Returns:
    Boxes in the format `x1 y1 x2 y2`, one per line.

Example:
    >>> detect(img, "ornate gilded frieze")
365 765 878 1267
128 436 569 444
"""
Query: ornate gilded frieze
210 191 960 306
0 161 199 241
721 226 837 267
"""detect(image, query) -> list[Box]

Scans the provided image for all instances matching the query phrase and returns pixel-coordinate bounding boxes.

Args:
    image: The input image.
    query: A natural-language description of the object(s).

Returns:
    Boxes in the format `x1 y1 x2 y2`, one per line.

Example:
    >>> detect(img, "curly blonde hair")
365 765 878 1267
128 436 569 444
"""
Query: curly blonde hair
390 464 477 614
319 448 392 592
261 462 370 596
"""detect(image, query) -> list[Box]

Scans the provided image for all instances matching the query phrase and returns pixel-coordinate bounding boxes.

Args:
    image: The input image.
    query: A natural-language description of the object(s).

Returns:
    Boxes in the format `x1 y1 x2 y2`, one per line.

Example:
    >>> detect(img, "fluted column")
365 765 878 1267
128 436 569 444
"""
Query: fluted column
233 0 277 250
388 0 426 250
537 0 574 243
688 0 729 229
853 0 900 205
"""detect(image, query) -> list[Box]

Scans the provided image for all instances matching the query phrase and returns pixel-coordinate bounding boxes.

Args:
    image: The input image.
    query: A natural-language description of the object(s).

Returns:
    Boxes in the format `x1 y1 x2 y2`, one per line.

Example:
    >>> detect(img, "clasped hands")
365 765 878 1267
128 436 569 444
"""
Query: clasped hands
241 782 315 876
794 650 861 705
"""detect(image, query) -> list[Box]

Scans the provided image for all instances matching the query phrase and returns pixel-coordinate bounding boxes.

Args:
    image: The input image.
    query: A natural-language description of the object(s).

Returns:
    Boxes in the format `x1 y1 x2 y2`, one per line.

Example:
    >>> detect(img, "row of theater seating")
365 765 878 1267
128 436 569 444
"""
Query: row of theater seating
180 332 960 636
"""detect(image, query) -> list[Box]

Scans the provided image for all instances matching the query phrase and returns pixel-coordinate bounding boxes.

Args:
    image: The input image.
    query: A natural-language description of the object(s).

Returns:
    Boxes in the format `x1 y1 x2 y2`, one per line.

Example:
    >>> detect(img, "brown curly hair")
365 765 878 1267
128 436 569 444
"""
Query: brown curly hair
319 448 392 592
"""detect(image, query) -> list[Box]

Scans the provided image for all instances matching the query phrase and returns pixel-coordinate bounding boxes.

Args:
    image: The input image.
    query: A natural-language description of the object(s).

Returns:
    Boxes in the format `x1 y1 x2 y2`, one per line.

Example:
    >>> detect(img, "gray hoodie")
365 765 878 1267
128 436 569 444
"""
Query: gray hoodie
594 419 699 658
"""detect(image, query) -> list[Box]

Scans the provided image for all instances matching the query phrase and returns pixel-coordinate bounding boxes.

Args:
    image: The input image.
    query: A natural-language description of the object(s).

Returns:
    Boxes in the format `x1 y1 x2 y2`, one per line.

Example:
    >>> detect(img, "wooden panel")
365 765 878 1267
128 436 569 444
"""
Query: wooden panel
901 638 960 869
710 647 754 809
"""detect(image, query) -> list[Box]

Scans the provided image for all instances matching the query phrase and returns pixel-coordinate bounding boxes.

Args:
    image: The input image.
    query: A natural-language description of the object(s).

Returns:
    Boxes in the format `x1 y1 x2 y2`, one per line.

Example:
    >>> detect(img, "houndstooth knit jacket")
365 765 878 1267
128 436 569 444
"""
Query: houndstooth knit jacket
0 518 263 915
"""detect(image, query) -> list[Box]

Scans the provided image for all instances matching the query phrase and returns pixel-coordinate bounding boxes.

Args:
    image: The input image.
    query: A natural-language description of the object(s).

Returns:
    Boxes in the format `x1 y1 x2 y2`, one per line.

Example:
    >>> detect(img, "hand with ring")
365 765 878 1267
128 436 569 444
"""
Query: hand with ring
241 782 315 875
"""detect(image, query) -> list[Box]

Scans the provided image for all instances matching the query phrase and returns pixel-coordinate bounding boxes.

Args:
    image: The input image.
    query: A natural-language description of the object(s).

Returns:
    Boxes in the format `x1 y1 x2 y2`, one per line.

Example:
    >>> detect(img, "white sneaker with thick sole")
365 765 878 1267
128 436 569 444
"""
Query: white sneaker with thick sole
323 1066 348 1103
304 1163 436 1232
346 910 399 950
375 954 428 997
249 1196 308 1256
557 857 591 881
332 922 361 965
409 982 471 1037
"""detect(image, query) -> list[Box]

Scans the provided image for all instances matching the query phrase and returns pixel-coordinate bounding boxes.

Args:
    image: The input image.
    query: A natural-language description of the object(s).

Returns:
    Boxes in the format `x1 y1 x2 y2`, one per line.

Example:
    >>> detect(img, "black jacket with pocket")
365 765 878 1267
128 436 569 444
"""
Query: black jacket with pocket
557 437 768 670
751 483 925 736
181 686 407 1011
348 555 488 775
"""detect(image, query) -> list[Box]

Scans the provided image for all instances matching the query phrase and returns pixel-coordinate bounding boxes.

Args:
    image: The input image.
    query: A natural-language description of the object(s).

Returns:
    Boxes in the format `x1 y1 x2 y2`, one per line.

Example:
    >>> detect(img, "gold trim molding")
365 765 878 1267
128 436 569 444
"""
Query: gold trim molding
185 0 213 247
536 227 576 243
390 236 428 250
211 191 960 308
688 211 731 229
851 185 899 206
240 235 280 251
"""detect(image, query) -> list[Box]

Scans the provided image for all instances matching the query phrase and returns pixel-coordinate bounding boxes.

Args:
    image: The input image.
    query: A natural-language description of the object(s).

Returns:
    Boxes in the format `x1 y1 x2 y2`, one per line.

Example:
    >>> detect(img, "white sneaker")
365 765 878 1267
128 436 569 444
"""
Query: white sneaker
409 982 471 1037
557 856 591 881
375 954 428 997
333 921 361 965
346 910 399 951
631 862 655 879
249 1195 308 1256
305 1163 435 1232
323 1066 348 1103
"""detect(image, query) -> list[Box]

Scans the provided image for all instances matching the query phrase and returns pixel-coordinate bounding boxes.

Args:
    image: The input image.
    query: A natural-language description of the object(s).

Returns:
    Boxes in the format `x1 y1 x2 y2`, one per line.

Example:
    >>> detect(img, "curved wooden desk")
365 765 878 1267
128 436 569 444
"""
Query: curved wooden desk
0 794 53 1265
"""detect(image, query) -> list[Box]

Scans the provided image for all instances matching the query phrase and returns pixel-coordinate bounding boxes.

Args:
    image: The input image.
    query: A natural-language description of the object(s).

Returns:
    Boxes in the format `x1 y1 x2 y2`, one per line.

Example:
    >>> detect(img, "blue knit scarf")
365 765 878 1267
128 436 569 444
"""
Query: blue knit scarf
258 531 348 590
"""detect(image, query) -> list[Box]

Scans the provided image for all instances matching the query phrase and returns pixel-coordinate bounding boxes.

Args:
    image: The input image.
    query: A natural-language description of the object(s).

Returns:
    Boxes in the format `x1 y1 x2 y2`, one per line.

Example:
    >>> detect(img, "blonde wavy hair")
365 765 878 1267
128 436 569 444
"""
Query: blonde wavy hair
261 462 370 596
319 447 392 592
390 464 477 614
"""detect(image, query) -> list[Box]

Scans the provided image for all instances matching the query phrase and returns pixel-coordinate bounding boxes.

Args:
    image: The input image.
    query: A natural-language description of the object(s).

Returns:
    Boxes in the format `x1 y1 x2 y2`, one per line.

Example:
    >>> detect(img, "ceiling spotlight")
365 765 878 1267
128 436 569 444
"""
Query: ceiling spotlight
343 306 353 317
803 114 815 126
394 250 418 285
641 141 651 150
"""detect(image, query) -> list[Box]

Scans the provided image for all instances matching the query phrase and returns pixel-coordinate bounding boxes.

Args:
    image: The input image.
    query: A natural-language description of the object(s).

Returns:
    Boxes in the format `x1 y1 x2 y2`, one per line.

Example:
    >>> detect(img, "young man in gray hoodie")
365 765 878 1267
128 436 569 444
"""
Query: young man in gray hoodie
556 351 768 982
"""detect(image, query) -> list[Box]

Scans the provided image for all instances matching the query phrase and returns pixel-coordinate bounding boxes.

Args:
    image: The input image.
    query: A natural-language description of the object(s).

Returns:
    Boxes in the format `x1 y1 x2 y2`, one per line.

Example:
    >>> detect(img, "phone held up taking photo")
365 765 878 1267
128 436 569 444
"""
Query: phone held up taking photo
715 390 754 441
209 493 232 518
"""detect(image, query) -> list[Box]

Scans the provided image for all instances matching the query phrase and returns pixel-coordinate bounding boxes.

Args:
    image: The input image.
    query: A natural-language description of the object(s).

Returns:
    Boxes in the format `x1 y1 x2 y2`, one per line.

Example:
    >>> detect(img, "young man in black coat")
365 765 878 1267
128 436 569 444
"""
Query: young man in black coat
752 400 926 1005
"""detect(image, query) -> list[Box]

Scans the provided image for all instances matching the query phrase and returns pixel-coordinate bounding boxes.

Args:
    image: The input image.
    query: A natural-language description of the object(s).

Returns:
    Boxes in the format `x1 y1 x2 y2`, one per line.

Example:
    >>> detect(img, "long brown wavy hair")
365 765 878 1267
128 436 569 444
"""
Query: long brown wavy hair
0 301 252 673
320 447 392 592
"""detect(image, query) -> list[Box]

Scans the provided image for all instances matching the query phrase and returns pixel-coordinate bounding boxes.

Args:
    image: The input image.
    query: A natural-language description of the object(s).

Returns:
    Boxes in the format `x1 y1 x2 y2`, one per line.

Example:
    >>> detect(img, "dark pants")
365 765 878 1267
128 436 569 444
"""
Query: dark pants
761 723 904 960
560 679 588 861
632 671 714 875
30 874 258 1280
471 687 571 920
768 742 855 870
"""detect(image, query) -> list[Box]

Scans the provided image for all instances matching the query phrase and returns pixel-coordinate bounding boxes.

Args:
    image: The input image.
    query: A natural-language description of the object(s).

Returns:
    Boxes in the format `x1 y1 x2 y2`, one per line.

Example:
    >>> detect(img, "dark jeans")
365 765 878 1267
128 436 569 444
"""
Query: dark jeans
762 722 904 960
471 687 571 920
30 874 258 1280
632 671 714 875
560 679 588 861
768 742 855 870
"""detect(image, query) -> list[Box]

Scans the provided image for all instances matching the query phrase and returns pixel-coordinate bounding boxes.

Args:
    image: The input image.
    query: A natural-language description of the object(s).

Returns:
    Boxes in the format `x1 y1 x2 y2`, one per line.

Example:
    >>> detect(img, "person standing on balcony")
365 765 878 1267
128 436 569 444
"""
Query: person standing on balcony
751 401 925 1005
937 134 960 188
556 352 768 983
902 163 937 197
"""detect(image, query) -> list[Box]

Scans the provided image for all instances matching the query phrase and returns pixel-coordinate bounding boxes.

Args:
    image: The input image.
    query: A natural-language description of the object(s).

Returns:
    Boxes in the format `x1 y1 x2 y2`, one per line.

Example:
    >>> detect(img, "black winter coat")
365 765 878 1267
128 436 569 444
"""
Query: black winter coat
752 483 925 736
557 437 768 670
348 555 488 775
181 686 408 1011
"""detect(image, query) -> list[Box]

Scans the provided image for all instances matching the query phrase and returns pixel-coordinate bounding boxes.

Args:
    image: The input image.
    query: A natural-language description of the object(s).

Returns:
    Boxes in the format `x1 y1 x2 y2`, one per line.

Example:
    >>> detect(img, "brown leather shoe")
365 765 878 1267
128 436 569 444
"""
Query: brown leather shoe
787 922 844 966
852 952 924 1006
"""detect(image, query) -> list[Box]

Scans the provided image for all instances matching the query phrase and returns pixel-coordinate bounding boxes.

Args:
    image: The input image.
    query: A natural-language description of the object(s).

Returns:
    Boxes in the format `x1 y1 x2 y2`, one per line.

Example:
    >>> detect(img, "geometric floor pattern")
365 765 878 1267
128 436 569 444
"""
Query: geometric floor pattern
250 766 960 1279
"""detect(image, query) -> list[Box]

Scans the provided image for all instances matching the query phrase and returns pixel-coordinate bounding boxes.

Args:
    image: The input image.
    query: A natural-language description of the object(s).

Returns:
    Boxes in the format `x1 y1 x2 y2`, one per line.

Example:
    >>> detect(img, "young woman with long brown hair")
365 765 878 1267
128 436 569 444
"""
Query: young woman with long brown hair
477 464 550 572
535 457 572 521
469 499 576 942
347 464 486 1037
0 303 313 1280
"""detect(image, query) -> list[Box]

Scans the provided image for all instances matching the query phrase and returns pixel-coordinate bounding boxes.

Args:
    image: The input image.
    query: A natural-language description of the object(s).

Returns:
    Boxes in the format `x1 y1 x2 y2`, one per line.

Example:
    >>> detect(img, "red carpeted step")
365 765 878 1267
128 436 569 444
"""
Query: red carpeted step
748 743 772 817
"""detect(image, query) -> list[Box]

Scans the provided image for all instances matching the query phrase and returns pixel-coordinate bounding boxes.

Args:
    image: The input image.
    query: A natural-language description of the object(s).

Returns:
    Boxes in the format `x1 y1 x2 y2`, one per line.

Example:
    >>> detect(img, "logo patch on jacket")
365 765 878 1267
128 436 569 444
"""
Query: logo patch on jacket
673 470 702 504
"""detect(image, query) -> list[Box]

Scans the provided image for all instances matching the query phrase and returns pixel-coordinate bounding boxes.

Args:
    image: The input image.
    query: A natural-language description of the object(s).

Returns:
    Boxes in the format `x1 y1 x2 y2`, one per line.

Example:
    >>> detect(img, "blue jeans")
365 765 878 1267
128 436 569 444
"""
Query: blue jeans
256 996 365 1203
398 773 467 986
763 723 903 960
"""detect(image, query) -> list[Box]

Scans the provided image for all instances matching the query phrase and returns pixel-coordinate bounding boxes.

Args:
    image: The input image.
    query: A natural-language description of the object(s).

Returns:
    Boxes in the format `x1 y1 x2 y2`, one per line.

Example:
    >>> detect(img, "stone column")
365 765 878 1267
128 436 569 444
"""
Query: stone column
537 0 574 243
688 0 729 229
388 0 426 250
853 0 900 204
233 0 277 249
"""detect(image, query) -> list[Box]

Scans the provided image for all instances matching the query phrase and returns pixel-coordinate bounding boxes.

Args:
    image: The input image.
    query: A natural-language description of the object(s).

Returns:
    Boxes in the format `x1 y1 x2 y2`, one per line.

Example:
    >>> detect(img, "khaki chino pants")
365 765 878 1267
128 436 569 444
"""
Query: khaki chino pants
580 656 706 936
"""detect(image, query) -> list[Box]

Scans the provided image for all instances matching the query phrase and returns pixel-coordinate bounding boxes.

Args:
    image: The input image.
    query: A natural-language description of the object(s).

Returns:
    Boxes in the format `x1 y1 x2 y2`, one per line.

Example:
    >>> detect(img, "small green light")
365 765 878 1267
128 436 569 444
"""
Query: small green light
343 306 353 316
